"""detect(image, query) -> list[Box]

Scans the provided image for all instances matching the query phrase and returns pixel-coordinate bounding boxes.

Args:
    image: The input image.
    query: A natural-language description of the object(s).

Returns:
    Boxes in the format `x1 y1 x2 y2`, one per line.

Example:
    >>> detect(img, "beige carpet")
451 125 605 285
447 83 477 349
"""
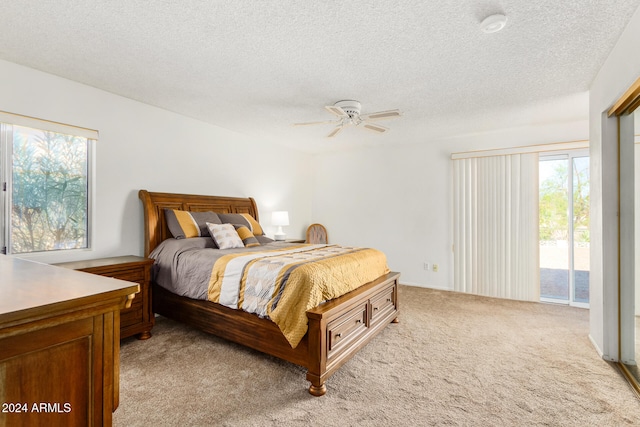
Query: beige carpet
114 286 640 426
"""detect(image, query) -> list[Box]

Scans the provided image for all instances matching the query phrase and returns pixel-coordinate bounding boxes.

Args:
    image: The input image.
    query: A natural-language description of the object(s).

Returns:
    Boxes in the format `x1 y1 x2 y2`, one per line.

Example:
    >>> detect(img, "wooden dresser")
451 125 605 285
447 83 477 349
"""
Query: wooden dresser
55 256 155 340
0 255 139 427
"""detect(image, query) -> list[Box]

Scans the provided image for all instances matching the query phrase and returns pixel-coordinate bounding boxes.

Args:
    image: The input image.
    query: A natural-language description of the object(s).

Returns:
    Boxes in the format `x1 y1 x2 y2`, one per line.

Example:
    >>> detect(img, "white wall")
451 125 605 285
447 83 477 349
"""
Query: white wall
0 59 313 264
589 5 640 360
312 102 588 288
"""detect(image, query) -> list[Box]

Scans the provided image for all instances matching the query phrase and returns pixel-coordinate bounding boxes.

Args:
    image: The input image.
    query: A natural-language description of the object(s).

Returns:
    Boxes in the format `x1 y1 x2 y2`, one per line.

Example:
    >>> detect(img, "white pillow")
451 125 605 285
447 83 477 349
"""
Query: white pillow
206 222 244 249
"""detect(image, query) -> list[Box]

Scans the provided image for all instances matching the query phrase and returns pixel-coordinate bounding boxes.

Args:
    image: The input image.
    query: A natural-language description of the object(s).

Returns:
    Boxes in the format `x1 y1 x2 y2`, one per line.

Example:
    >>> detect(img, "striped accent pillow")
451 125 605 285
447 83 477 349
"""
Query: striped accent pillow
241 214 264 235
218 213 264 235
206 223 244 249
165 209 221 239
233 225 260 247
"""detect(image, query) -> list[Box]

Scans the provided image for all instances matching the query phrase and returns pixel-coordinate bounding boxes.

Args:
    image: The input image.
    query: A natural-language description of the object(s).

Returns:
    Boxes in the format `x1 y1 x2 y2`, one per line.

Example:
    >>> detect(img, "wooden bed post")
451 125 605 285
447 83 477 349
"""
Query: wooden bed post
306 314 328 396
138 190 154 258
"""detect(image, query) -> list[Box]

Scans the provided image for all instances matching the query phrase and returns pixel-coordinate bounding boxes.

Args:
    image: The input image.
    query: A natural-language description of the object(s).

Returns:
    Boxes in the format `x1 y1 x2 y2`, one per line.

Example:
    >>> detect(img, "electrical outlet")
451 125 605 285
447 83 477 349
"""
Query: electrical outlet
423 262 429 271
432 263 439 272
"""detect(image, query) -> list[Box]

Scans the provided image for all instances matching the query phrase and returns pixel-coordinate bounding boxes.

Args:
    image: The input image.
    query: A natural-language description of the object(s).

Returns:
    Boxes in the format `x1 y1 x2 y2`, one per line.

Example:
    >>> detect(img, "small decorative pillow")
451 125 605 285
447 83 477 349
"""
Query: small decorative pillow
233 225 260 247
218 213 265 235
206 222 244 249
165 209 221 239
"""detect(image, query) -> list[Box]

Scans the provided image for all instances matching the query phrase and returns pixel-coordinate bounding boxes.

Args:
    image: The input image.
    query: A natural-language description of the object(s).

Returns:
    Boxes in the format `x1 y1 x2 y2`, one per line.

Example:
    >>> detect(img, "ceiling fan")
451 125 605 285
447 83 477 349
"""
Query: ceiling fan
294 100 401 138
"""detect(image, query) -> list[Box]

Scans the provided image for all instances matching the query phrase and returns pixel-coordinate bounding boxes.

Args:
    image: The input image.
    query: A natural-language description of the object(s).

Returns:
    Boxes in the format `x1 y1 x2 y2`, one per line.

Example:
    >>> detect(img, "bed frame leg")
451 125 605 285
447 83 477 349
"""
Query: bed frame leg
308 382 327 396
137 330 152 340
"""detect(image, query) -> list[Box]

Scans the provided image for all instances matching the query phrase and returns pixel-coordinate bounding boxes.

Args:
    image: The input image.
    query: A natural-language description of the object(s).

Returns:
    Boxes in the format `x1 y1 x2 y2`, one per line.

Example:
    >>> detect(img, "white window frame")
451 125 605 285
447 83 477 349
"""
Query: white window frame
0 111 97 259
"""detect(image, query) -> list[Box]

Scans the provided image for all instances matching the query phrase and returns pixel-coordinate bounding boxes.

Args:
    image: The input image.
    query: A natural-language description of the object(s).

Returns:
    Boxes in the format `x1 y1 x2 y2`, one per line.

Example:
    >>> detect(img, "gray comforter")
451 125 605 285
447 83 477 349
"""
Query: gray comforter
150 237 297 300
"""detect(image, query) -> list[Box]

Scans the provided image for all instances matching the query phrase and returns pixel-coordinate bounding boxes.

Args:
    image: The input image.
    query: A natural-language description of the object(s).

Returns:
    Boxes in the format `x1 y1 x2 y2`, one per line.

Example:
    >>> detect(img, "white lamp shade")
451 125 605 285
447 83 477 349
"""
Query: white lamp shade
271 211 290 226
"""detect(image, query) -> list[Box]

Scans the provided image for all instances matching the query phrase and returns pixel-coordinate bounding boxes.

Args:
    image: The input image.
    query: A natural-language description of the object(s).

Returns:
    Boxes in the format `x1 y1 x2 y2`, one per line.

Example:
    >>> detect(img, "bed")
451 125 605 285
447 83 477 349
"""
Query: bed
139 189 400 396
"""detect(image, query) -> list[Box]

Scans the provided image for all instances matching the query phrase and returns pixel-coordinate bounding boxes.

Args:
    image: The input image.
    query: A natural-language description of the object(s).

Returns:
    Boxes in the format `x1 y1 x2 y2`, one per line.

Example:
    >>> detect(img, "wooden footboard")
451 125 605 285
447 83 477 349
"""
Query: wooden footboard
306 271 400 395
153 271 399 395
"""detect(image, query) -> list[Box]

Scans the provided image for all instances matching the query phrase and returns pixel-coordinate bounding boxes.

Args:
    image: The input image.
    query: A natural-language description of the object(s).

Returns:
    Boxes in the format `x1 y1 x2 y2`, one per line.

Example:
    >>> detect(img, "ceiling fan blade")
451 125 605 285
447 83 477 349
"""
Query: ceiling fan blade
325 105 348 117
362 122 388 133
327 125 344 138
293 119 338 126
360 110 401 121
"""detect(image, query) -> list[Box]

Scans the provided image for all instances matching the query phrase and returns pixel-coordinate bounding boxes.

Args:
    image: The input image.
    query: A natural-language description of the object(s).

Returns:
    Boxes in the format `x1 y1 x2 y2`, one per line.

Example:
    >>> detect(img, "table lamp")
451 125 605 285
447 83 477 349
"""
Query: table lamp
272 211 289 241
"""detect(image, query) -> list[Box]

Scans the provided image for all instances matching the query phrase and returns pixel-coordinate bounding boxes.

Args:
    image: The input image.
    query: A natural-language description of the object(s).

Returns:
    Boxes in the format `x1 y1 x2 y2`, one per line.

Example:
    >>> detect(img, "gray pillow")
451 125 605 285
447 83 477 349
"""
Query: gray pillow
165 209 222 239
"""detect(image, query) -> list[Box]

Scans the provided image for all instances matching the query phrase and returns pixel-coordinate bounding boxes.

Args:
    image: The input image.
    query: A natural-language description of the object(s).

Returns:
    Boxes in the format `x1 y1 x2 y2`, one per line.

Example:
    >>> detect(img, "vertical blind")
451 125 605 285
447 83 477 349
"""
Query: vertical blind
453 153 540 301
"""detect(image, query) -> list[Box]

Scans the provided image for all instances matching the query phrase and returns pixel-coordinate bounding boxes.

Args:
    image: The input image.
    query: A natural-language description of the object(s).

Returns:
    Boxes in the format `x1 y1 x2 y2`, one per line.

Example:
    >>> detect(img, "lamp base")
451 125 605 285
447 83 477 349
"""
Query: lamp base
274 225 286 241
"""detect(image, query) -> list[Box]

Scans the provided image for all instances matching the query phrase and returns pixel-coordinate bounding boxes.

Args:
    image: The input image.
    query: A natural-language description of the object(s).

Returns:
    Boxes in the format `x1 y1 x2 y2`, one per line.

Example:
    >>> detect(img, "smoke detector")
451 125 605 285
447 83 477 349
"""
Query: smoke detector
480 14 507 33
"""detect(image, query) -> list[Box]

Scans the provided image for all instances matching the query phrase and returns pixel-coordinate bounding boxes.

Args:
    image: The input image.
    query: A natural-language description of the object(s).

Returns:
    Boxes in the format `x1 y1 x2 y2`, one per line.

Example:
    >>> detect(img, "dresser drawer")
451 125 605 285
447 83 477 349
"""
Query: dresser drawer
121 305 143 328
327 302 368 359
125 291 143 309
86 267 145 283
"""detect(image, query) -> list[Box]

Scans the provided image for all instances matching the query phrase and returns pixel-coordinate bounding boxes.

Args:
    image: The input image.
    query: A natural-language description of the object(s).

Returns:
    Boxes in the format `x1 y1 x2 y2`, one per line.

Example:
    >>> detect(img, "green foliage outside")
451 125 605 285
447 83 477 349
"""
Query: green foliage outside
10 126 88 254
539 157 589 243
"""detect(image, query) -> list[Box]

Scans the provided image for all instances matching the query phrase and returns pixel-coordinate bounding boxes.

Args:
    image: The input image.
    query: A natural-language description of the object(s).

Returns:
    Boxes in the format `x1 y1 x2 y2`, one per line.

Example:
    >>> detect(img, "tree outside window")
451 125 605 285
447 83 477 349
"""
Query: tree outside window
539 159 589 244
7 125 89 254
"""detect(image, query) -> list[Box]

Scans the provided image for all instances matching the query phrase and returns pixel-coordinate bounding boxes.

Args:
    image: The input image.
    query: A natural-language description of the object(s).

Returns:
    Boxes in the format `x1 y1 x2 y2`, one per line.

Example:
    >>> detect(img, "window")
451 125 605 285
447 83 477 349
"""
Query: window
0 112 96 254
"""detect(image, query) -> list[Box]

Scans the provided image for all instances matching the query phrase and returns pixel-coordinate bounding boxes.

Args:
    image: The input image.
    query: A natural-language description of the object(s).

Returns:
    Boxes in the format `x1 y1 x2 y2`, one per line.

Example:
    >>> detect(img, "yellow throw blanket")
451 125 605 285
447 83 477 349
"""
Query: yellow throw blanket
207 244 389 348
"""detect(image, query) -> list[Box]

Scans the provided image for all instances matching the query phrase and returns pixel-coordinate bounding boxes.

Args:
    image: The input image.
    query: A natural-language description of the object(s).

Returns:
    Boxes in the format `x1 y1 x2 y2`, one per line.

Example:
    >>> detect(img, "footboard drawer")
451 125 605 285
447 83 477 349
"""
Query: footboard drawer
370 284 396 326
327 302 368 359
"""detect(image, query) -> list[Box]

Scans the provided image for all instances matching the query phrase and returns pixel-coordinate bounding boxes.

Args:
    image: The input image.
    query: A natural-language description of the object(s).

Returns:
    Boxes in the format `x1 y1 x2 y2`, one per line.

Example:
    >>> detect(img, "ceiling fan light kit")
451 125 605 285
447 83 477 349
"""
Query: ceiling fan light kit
331 100 362 117
294 100 401 138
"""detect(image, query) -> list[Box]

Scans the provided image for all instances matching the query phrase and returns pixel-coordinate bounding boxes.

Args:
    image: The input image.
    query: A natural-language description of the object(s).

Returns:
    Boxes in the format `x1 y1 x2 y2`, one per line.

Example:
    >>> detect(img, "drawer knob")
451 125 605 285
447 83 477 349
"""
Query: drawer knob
386 298 392 302
356 319 362 324
335 333 342 338
374 307 379 311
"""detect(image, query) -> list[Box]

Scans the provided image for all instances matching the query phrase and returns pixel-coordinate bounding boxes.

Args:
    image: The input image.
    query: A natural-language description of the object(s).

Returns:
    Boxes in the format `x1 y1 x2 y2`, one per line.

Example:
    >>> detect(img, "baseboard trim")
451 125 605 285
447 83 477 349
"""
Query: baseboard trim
588 334 605 358
399 281 452 291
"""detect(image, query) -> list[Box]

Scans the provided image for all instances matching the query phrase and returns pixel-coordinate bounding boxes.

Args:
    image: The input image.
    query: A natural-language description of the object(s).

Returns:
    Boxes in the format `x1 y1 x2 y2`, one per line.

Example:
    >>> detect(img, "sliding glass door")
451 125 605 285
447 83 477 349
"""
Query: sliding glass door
539 151 590 307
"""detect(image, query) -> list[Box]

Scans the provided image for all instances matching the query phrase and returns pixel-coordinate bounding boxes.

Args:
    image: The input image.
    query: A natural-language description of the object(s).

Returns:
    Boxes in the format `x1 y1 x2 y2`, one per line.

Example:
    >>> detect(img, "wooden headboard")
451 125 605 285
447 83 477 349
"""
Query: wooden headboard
138 190 259 257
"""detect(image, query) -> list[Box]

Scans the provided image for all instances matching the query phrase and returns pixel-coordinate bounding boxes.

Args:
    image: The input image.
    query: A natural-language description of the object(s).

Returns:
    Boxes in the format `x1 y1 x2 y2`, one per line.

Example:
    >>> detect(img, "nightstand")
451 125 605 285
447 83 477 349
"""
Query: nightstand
56 256 155 340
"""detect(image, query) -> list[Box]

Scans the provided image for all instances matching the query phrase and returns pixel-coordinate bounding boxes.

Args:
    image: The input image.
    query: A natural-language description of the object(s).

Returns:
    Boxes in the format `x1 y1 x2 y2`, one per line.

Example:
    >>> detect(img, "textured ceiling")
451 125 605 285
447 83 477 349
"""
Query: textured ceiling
0 1 639 153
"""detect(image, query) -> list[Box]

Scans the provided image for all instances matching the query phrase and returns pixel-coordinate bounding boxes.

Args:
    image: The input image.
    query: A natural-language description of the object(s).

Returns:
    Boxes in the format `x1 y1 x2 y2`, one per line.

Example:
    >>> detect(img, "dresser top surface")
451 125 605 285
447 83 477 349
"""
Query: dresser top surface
0 255 139 322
